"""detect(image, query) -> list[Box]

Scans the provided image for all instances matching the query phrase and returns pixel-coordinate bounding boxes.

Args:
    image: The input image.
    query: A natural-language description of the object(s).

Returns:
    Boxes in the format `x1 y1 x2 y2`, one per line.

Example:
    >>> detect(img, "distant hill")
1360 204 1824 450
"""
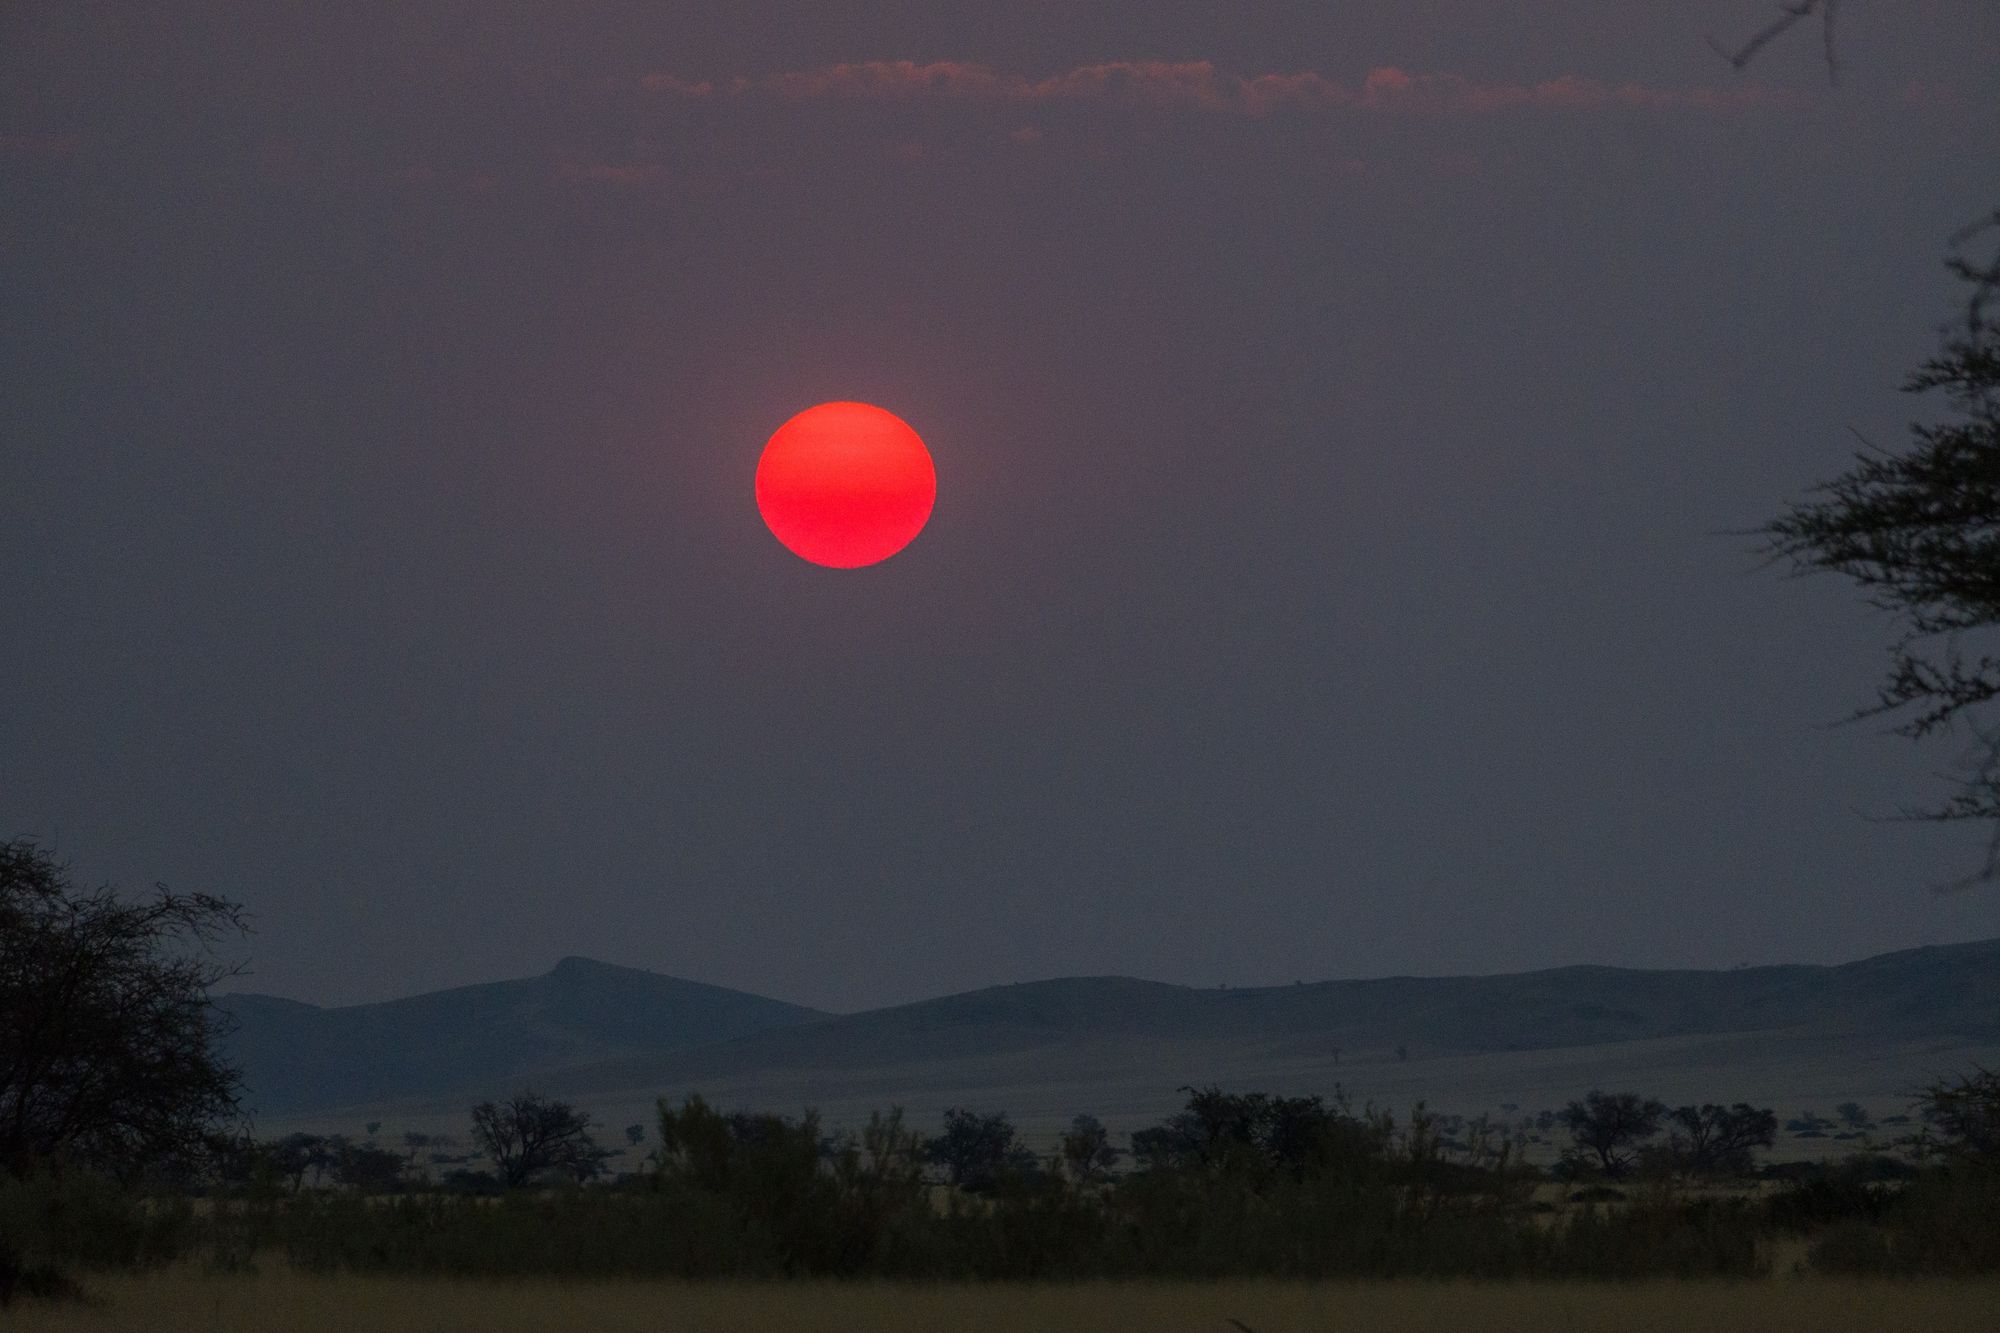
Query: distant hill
216 957 830 1117
224 940 2000 1133
568 938 2000 1076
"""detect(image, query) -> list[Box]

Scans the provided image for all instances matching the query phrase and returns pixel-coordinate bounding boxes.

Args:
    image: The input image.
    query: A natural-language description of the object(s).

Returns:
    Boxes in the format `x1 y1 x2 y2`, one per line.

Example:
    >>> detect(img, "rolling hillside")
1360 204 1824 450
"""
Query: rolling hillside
225 940 2000 1133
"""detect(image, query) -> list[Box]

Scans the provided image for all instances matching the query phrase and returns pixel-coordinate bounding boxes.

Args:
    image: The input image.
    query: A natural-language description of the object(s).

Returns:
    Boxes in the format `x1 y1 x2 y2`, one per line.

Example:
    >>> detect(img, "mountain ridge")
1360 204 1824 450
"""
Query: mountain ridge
220 938 2000 1123
217 955 831 1116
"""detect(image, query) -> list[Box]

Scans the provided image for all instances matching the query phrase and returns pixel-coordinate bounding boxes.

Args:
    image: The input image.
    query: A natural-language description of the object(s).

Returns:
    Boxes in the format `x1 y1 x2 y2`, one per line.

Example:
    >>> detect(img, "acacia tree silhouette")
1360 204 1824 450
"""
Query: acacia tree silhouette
1723 5 2000 876
1558 1091 1666 1178
0 839 246 1180
469 1092 604 1187
1761 246 2000 851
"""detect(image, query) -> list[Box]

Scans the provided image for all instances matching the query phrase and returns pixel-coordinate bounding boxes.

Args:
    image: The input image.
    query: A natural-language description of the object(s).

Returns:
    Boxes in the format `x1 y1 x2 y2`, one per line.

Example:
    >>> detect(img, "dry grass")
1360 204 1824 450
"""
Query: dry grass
11 1272 2000 1333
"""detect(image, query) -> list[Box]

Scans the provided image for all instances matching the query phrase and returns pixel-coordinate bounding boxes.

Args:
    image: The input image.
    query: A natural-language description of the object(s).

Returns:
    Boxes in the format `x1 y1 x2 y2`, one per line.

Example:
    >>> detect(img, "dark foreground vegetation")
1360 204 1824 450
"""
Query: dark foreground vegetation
5 1075 2000 1297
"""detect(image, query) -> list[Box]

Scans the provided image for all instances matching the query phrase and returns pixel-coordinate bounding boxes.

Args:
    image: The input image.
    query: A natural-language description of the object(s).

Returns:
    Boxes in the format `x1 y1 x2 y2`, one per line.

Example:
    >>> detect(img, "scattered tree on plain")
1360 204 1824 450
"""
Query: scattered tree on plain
653 1093 821 1194
468 1092 605 1187
269 1133 336 1191
1129 1085 1385 1183
331 1139 406 1192
1658 1103 1779 1177
1558 1090 1666 1178
651 1093 736 1188
1058 1113 1121 1184
924 1108 1035 1193
833 1107 927 1211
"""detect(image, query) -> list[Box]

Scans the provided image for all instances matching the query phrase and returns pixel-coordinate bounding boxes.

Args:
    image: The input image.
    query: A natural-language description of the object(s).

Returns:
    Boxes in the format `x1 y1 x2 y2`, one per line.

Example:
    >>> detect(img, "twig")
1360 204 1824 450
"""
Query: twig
1705 0 1840 84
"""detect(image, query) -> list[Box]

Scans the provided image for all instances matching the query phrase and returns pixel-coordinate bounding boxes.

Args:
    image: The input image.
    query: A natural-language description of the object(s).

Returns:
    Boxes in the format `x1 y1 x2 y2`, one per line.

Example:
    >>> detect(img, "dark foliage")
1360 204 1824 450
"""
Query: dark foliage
1128 1085 1385 1185
1773 1073 2000 1277
19 1083 2000 1290
1557 1091 1666 1178
439 1168 501 1196
1654 1103 1778 1178
0 840 247 1180
331 1141 406 1193
924 1107 1037 1194
1760 234 2000 863
642 1095 931 1275
1058 1113 1120 1185
1915 1066 2000 1163
468 1093 606 1188
270 1133 336 1191
1798 1163 2000 1277
1760 1153 1915 1185
0 1168 191 1306
225 1088 1749 1282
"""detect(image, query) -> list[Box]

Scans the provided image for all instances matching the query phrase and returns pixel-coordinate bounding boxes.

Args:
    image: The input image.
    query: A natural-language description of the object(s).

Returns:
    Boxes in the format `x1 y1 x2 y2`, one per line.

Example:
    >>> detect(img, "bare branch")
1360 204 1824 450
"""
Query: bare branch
1706 1 1840 84
1707 2 1821 70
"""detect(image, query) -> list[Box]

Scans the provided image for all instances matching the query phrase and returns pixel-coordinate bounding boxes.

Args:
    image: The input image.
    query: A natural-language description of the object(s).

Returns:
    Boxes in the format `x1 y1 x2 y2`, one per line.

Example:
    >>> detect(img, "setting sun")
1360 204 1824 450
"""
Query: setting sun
754 401 937 568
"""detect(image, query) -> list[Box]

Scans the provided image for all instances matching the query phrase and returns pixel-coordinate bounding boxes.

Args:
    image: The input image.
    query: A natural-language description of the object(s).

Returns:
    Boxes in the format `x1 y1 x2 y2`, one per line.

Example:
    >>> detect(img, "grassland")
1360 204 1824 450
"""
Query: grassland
233 939 2000 1152
282 1025 1999 1160
15 1271 2000 1333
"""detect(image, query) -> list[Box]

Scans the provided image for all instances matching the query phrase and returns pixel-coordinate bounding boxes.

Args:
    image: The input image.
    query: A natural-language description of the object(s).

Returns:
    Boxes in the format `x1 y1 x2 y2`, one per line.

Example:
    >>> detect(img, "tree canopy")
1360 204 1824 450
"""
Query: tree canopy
1761 229 2000 866
0 840 246 1179
469 1092 606 1187
1558 1091 1666 1178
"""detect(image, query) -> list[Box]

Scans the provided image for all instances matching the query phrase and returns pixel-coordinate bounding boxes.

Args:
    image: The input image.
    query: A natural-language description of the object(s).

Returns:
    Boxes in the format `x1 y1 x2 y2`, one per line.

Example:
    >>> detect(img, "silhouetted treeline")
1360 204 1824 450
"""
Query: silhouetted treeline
6 1074 1998 1295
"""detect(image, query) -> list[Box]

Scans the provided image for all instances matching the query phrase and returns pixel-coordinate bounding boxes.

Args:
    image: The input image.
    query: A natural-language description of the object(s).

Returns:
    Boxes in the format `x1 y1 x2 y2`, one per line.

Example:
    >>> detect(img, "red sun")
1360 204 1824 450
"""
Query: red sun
755 402 937 568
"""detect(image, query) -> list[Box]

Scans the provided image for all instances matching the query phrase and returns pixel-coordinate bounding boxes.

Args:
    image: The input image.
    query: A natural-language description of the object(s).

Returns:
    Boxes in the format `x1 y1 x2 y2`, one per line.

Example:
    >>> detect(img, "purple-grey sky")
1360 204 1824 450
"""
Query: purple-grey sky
4 2 1999 1011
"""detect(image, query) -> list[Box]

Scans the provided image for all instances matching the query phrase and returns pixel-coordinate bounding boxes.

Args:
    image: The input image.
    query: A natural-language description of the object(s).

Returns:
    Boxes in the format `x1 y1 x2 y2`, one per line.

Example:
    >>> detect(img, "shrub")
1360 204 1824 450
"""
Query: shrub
1807 1221 1897 1275
1763 1175 1894 1233
0 1169 192 1304
1877 1164 2000 1274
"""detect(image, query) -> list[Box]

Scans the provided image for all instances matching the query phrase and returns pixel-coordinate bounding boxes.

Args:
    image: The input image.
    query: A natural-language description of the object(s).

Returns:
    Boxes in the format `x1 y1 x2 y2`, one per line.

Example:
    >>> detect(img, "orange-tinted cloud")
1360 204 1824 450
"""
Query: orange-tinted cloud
636 60 1785 116
1356 68 1787 113
641 60 1239 109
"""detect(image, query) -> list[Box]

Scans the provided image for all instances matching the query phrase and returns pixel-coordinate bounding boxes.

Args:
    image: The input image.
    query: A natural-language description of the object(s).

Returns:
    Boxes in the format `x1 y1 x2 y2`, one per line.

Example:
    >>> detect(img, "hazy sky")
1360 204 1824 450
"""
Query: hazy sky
5 3 1999 1012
